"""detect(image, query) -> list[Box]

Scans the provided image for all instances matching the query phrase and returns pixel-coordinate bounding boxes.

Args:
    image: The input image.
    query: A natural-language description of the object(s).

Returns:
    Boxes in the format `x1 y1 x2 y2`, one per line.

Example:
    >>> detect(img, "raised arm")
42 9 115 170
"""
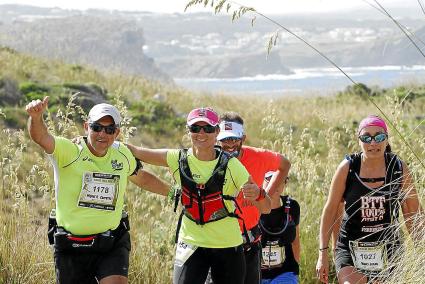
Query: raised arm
126 143 169 167
129 169 170 196
265 154 291 196
25 96 55 154
400 162 423 239
316 160 349 283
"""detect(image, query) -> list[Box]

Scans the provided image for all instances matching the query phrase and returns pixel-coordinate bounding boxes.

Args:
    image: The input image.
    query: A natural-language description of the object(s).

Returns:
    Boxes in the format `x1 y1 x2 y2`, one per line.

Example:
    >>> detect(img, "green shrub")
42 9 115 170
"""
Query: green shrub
70 64 84 72
131 99 185 135
62 82 107 99
3 107 27 129
338 83 380 99
19 82 50 103
19 82 50 95
0 77 22 106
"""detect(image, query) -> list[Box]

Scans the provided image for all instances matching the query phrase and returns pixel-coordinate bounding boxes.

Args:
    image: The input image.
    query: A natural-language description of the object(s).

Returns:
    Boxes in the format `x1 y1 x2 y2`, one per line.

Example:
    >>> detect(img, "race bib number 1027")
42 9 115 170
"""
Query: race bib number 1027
78 172 120 210
350 241 387 272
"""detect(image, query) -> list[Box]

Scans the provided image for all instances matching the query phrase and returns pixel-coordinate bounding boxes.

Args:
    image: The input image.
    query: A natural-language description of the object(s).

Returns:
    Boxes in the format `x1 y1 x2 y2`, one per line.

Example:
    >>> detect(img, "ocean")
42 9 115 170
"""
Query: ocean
175 65 425 96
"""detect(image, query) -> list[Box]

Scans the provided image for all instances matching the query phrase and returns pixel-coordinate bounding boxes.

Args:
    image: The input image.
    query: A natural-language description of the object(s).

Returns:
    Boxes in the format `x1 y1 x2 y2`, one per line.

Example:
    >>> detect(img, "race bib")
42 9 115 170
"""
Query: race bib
78 172 120 211
175 241 198 267
350 241 387 272
262 241 285 268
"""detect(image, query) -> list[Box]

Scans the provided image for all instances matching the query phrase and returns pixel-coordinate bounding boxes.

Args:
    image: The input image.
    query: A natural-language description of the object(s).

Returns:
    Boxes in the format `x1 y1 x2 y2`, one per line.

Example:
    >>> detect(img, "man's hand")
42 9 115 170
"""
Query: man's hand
26 96 54 154
26 96 49 119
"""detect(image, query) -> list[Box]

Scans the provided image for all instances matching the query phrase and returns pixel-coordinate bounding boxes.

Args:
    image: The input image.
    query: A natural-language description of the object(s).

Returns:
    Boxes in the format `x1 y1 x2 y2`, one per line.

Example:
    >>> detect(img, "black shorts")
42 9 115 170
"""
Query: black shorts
243 241 261 284
335 241 399 281
173 244 245 284
334 245 354 273
54 231 131 284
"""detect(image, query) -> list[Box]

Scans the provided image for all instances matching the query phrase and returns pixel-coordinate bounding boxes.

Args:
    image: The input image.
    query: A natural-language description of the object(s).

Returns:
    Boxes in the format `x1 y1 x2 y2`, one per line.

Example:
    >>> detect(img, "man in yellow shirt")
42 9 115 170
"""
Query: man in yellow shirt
26 97 169 284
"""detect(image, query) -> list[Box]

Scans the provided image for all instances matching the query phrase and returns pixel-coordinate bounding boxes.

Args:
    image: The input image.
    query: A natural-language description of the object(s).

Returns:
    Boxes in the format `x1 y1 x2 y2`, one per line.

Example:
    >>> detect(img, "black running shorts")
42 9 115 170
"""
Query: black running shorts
54 231 131 284
173 244 245 284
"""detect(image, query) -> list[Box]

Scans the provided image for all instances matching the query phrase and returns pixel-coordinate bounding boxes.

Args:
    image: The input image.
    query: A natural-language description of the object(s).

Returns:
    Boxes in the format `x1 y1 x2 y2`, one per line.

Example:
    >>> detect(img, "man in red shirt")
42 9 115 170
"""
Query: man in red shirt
217 112 291 284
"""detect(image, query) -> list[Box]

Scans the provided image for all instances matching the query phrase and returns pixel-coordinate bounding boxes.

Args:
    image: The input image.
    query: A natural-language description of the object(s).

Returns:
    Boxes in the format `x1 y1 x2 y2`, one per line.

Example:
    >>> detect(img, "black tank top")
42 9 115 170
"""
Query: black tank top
260 196 300 279
339 153 403 245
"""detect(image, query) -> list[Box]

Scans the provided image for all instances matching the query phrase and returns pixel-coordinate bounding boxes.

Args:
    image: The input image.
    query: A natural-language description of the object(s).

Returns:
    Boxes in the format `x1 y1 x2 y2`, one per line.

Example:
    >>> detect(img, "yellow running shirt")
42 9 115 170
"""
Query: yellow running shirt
49 137 136 235
167 149 249 248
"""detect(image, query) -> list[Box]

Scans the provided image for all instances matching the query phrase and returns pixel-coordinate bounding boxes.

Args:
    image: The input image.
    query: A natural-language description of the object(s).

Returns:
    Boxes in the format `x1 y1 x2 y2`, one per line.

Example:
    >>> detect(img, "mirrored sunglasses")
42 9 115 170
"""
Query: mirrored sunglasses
358 133 387 144
189 124 216 133
89 123 117 135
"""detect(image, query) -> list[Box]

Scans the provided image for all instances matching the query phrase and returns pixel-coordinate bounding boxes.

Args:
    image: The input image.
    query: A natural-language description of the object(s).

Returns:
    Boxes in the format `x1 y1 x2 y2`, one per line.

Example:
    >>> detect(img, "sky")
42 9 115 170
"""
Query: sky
0 0 407 14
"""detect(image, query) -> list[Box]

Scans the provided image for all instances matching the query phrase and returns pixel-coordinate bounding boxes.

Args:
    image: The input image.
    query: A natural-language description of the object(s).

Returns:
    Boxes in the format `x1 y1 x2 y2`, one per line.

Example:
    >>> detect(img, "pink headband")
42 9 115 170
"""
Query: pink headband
358 115 388 134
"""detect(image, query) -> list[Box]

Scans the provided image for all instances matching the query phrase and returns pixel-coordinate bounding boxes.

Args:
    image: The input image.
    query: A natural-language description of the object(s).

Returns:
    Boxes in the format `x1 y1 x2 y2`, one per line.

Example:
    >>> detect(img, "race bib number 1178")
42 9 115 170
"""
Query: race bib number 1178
78 172 120 210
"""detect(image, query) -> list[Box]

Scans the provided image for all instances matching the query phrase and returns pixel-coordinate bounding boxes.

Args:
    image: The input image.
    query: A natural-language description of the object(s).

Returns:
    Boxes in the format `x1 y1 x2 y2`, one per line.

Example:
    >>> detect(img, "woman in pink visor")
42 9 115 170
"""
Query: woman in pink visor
127 107 265 284
316 115 422 283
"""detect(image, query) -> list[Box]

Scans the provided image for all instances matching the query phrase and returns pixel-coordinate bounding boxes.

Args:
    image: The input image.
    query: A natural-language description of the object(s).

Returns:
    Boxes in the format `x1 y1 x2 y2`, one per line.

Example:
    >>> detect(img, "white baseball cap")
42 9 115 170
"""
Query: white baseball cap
88 103 122 125
217 121 244 141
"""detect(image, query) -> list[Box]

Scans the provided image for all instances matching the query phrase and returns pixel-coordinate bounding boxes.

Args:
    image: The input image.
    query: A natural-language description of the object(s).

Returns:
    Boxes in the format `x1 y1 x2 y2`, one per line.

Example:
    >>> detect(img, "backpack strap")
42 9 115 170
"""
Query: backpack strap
281 195 292 215
346 153 361 175
259 195 293 236
345 153 361 190
174 210 185 244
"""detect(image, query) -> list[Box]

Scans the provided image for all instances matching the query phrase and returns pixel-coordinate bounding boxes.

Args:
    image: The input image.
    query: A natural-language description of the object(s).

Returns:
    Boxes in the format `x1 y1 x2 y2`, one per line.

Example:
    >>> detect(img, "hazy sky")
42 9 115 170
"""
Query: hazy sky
0 0 407 14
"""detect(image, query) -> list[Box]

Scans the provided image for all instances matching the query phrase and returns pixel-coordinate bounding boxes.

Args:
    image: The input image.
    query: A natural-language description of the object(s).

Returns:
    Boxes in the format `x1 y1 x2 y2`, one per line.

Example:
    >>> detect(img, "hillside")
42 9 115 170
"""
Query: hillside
0 7 171 83
0 46 190 146
1 4 424 81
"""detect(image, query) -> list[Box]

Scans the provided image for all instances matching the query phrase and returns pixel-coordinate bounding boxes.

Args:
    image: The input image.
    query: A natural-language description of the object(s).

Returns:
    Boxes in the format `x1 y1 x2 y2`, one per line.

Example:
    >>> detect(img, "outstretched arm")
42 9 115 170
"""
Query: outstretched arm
129 169 170 196
26 96 55 154
126 143 169 167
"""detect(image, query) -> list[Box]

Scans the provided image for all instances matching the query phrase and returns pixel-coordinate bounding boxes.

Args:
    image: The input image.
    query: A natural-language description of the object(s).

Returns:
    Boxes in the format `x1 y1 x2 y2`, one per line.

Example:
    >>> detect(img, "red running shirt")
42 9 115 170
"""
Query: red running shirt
236 146 282 230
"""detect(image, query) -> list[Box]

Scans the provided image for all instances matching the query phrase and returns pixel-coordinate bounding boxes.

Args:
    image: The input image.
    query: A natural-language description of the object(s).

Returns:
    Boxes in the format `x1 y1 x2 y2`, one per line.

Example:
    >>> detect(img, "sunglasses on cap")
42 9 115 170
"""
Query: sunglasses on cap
89 123 118 135
189 124 217 134
358 133 387 144
220 137 241 143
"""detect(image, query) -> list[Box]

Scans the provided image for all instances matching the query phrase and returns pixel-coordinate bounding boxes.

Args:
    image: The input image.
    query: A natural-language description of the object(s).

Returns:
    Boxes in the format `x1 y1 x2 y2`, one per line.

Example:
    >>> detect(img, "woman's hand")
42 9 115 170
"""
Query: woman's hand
71 136 84 144
316 251 329 283
241 176 260 201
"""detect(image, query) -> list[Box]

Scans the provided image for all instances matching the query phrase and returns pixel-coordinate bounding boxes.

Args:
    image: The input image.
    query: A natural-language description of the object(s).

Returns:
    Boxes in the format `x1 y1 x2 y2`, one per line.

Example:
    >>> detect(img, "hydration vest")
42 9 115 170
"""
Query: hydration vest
260 196 296 244
176 148 240 225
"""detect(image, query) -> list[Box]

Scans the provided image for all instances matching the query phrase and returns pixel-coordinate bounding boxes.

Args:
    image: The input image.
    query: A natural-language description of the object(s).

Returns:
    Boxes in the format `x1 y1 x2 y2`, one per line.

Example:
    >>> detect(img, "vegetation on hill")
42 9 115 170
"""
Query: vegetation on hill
0 47 424 283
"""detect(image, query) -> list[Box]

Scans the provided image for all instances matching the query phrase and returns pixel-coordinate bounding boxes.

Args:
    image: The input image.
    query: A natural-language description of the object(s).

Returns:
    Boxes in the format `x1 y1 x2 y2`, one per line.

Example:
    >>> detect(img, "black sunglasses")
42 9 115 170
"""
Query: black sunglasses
358 133 387 144
89 123 117 135
189 124 217 133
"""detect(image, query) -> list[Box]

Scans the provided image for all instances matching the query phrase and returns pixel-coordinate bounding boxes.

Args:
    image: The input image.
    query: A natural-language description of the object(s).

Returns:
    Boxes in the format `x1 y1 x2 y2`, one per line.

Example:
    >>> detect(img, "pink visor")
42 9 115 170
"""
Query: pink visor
187 107 219 126
358 115 388 134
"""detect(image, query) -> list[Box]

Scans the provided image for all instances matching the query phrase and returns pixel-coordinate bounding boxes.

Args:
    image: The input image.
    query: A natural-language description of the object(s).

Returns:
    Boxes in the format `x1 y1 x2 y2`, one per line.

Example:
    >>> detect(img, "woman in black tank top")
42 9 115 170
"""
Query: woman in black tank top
315 115 422 284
